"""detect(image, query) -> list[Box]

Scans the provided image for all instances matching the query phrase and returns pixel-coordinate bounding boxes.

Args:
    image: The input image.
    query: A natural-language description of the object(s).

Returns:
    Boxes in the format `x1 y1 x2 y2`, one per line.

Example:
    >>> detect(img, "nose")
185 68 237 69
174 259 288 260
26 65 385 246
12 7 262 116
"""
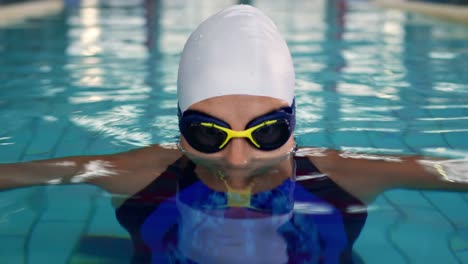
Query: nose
222 137 251 168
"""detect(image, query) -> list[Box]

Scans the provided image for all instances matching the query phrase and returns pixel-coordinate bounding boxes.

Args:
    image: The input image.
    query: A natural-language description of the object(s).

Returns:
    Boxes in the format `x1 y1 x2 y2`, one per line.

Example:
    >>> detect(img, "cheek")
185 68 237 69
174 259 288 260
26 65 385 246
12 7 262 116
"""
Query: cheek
179 136 190 149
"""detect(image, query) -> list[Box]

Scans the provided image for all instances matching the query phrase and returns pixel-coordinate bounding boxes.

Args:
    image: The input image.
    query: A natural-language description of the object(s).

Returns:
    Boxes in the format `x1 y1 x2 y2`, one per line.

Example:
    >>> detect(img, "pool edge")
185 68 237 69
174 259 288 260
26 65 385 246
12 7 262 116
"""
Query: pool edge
371 0 468 24
0 0 63 27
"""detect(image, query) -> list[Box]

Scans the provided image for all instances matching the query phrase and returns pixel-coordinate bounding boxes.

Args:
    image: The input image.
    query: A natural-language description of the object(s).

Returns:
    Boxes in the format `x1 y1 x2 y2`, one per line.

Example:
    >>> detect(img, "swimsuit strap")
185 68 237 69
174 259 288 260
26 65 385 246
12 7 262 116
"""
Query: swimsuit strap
115 156 194 263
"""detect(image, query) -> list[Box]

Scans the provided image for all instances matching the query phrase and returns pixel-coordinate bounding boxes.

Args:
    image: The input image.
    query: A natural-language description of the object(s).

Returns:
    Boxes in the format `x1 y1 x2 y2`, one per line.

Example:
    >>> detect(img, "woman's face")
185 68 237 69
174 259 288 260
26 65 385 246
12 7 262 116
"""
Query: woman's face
179 95 296 186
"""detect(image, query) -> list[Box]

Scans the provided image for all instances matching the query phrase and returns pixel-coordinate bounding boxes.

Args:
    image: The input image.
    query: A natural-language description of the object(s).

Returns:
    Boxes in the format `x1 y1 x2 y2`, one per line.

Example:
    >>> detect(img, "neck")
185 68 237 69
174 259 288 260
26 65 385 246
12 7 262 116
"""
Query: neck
218 171 255 208
193 155 295 195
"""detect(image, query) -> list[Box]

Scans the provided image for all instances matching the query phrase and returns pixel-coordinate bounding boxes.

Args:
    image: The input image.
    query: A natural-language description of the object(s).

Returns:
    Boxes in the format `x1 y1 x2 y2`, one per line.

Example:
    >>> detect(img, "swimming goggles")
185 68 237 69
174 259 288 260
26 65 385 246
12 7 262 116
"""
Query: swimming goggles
178 101 295 154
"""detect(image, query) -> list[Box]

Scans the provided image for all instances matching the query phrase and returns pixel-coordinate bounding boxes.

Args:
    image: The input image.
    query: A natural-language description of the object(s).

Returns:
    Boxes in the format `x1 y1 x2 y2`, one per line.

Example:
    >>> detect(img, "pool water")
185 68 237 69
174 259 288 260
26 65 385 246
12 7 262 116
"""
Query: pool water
0 0 468 263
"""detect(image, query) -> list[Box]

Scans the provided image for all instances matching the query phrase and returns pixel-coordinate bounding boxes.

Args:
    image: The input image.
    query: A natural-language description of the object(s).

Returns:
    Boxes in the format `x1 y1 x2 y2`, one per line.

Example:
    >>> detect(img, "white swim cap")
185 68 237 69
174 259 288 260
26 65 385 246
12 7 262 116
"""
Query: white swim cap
177 5 295 113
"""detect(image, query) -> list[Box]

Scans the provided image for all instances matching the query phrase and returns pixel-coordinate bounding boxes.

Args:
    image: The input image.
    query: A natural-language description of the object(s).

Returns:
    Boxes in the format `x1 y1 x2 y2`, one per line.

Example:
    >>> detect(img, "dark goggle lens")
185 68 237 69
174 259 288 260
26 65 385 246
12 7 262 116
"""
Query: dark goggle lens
251 120 291 150
184 120 291 153
185 123 227 153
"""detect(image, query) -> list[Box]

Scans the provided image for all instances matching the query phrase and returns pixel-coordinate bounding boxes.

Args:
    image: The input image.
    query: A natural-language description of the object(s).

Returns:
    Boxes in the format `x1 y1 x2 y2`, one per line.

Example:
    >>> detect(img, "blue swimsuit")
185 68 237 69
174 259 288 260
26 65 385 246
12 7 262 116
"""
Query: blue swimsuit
116 156 367 264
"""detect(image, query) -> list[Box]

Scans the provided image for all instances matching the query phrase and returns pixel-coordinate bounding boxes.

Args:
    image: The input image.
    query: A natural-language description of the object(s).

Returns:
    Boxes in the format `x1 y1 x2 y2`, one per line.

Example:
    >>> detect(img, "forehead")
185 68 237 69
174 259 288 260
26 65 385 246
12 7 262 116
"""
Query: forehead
187 95 290 125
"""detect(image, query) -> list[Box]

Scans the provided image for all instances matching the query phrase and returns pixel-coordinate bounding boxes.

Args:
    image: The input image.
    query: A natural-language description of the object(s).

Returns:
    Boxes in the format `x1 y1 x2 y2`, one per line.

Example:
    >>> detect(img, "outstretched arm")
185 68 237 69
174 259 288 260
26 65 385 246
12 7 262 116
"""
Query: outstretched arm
304 148 468 203
0 145 182 195
0 155 93 189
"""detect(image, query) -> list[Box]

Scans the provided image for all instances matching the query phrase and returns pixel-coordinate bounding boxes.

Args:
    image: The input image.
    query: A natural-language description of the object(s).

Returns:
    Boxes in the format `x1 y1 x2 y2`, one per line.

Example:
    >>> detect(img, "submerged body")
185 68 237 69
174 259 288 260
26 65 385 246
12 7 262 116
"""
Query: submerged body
117 155 366 264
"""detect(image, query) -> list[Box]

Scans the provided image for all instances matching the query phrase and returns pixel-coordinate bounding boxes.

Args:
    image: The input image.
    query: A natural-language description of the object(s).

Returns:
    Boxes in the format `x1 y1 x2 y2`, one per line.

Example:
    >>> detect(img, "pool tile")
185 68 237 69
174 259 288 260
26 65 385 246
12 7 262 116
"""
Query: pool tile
297 131 333 148
367 131 411 153
0 207 37 236
422 191 468 228
0 187 46 236
421 191 468 263
23 119 68 161
0 235 26 263
41 185 98 221
427 107 466 119
28 221 85 264
85 138 133 155
332 130 372 148
384 190 458 263
53 128 95 157
403 132 447 153
0 128 33 162
354 195 407 263
443 132 468 150
450 228 468 263
384 189 434 209
393 107 429 121
69 235 132 264
388 212 458 263
86 192 129 238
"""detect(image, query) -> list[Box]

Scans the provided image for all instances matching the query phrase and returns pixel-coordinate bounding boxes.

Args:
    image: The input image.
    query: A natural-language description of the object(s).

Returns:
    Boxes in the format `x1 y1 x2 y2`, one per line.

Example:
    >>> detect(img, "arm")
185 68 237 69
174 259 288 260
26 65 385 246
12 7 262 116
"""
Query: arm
0 155 90 190
305 149 468 203
0 145 182 195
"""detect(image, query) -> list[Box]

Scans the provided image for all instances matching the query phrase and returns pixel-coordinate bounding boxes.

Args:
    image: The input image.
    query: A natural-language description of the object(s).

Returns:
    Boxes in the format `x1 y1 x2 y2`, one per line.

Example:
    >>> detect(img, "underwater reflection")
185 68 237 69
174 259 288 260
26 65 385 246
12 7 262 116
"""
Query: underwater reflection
116 148 367 263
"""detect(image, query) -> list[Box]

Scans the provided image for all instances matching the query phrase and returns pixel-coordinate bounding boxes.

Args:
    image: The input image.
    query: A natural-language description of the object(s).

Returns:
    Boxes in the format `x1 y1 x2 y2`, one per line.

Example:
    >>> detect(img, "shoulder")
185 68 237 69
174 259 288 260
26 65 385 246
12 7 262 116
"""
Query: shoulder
297 147 381 203
91 144 184 197
296 147 340 172
298 147 446 203
110 143 183 169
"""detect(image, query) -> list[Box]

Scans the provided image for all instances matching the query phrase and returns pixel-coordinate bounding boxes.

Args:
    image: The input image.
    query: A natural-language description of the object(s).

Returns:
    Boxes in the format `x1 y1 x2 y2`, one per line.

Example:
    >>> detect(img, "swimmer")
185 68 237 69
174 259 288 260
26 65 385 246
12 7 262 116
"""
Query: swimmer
0 5 467 264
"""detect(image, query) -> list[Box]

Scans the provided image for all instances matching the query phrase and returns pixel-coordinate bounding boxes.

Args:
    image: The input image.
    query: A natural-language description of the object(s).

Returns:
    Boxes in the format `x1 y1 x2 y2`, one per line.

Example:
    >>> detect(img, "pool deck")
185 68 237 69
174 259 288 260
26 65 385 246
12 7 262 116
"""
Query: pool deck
0 0 63 27
372 0 468 24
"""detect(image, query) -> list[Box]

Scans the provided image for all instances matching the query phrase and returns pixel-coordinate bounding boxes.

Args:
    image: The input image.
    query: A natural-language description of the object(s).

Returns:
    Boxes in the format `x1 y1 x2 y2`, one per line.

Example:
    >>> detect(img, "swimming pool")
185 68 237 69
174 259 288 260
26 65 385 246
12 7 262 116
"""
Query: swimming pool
0 0 467 263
